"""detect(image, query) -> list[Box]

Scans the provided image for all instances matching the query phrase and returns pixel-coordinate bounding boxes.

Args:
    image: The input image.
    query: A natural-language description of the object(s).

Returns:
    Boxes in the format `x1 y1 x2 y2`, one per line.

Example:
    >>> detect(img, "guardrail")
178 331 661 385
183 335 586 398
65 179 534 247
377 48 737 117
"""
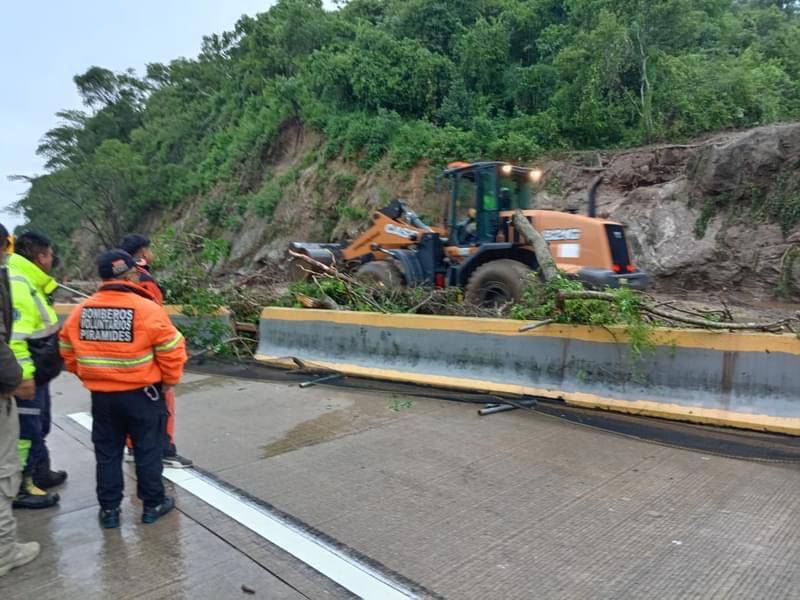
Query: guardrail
256 307 800 436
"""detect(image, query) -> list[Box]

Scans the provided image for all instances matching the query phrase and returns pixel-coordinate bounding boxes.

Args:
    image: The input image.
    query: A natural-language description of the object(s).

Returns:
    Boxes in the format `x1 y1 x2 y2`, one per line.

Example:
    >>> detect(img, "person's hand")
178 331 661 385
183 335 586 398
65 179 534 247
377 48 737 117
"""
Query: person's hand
162 384 174 395
13 379 35 400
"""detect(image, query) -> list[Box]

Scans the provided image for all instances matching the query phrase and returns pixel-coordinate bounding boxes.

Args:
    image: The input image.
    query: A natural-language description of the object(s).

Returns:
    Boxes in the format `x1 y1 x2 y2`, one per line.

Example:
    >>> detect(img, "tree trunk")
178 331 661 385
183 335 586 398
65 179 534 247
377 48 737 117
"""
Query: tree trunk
638 40 654 142
512 210 558 282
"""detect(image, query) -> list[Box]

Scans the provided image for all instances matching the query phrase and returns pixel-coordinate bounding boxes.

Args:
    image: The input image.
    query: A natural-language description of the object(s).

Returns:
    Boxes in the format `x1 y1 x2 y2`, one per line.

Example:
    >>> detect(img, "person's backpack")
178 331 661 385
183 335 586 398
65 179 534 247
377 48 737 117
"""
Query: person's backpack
28 332 63 385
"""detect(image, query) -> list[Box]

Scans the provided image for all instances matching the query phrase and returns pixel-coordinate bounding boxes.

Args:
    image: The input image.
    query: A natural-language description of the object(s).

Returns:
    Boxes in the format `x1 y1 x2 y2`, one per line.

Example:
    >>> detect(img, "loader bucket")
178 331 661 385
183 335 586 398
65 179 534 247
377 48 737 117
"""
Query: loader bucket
287 242 343 281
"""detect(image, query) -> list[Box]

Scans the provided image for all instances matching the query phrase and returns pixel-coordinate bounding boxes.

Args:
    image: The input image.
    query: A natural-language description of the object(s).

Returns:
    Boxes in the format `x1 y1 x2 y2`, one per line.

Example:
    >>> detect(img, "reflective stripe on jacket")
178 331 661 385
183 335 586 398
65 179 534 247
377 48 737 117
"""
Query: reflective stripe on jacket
7 253 58 380
59 281 187 392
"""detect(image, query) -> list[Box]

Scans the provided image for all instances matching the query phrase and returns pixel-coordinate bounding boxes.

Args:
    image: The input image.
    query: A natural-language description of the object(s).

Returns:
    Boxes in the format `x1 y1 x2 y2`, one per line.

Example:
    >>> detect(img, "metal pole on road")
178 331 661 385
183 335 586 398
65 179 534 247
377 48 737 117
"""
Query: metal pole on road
58 283 91 299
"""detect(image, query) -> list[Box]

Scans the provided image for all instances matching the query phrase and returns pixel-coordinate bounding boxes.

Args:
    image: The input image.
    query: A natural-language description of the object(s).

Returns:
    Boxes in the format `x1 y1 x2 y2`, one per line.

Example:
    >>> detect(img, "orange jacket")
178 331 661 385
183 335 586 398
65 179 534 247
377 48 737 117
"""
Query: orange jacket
59 281 187 392
136 261 164 306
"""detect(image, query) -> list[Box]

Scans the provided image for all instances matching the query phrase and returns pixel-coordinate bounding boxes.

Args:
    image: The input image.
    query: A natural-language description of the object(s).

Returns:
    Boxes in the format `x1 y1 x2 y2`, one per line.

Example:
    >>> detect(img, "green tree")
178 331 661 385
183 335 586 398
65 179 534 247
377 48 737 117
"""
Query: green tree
21 141 148 249
455 17 510 99
12 0 800 271
437 76 473 127
389 0 479 53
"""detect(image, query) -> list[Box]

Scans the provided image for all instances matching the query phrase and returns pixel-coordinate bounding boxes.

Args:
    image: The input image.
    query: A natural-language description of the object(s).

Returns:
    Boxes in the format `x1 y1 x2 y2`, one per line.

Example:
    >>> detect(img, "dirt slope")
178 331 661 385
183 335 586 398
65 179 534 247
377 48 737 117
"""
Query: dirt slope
146 121 800 308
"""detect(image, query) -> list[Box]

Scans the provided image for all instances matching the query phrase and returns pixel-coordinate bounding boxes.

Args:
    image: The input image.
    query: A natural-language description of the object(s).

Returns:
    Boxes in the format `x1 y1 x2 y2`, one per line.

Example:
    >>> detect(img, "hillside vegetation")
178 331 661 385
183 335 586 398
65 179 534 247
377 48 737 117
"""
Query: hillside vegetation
13 0 800 273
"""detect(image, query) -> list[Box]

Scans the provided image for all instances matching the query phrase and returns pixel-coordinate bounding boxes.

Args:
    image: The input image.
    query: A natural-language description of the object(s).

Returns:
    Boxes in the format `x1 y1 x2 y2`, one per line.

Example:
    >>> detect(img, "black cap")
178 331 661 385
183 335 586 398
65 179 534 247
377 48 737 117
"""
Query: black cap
97 249 137 280
119 233 150 256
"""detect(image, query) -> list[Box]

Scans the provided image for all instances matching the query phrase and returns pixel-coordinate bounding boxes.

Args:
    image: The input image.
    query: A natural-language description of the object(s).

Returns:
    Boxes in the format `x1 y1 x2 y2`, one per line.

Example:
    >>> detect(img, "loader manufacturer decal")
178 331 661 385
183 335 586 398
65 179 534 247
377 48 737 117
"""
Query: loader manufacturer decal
385 223 417 239
543 228 582 242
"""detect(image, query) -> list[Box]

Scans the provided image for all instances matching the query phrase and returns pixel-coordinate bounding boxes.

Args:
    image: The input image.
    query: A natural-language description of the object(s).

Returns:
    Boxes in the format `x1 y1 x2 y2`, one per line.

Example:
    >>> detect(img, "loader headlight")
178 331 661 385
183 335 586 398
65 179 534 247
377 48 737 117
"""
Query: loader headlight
529 168 543 183
501 164 513 175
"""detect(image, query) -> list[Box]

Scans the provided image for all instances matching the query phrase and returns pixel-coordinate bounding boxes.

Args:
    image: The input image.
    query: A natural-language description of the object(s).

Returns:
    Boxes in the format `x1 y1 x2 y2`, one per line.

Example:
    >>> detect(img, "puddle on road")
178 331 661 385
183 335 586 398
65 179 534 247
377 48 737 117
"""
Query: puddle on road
177 375 236 392
261 392 415 458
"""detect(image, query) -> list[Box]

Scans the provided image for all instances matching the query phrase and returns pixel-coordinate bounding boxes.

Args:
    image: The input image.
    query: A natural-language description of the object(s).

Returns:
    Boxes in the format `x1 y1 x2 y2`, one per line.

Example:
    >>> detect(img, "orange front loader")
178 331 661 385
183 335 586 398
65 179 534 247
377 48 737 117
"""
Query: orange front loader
289 162 648 306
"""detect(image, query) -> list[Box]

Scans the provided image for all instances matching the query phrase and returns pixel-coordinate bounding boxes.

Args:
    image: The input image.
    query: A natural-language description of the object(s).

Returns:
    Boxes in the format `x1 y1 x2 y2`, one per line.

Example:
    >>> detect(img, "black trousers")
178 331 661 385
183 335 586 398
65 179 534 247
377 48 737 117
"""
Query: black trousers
17 383 52 475
91 386 167 510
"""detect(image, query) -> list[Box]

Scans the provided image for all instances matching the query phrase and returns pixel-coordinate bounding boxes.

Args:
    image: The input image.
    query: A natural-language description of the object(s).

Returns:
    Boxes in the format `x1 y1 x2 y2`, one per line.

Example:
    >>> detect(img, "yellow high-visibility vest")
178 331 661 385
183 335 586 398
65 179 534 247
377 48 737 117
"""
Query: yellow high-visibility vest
7 253 58 380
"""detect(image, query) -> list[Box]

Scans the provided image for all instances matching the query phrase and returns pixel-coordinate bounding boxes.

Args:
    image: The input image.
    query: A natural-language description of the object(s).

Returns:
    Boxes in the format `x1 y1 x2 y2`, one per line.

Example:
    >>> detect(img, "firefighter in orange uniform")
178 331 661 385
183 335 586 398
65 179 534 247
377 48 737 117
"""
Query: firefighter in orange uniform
59 250 187 528
119 234 163 305
119 233 191 468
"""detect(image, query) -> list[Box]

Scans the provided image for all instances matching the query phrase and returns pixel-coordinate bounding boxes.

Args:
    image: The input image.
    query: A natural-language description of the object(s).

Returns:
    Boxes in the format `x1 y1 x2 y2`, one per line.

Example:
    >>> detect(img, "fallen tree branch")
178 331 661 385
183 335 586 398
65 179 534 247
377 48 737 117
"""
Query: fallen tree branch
645 306 792 331
235 322 258 334
190 336 256 360
663 303 730 322
519 319 556 333
236 264 283 286
289 251 388 313
720 300 734 323
408 294 435 314
556 290 796 331
289 251 358 285
296 292 341 311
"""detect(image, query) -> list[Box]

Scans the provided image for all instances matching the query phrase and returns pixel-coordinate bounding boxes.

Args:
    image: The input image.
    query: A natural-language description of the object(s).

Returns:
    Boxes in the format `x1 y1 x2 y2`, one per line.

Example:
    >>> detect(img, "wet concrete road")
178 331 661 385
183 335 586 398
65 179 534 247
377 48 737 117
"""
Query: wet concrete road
1 373 349 600
5 370 800 599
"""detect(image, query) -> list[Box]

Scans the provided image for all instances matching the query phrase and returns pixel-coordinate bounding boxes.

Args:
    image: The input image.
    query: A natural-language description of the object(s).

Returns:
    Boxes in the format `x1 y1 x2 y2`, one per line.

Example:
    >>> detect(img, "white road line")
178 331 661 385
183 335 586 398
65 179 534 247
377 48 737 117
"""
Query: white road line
68 411 94 432
68 412 416 600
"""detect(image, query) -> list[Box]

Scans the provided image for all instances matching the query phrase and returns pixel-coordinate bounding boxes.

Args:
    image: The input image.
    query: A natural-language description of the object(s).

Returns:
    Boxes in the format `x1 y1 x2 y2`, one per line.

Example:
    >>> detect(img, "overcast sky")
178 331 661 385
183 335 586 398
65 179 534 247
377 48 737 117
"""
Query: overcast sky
0 0 336 231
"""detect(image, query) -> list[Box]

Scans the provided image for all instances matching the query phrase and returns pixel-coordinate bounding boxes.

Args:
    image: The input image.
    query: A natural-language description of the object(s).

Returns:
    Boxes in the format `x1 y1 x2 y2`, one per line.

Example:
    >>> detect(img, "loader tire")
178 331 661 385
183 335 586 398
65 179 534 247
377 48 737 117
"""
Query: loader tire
355 260 404 289
465 259 532 307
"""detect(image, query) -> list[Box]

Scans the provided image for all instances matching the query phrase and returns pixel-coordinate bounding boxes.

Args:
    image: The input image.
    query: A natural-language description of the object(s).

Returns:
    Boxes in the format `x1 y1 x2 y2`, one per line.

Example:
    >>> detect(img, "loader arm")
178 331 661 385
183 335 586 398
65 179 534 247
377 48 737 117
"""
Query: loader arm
340 211 444 261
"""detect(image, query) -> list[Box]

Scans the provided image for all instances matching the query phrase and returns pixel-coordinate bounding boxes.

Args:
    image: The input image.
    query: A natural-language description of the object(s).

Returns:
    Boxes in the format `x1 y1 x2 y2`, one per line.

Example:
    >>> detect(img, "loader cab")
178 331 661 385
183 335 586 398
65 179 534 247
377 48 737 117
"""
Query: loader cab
443 162 541 246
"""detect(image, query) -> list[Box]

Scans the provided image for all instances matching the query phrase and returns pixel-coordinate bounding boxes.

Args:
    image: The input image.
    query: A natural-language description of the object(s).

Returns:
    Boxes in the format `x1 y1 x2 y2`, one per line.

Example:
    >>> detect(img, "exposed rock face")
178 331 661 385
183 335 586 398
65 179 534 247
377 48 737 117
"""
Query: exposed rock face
687 124 800 201
557 123 800 301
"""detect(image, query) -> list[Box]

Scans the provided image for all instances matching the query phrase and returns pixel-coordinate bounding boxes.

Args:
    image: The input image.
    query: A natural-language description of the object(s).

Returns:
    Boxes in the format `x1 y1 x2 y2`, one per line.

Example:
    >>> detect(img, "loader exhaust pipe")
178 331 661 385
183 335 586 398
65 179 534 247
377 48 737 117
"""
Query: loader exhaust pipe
587 175 603 218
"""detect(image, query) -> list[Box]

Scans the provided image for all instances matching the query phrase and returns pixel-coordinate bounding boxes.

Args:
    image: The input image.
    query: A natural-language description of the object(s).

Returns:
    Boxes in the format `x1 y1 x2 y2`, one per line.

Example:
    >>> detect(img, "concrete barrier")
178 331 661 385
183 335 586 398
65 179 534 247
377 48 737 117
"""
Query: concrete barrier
256 307 800 436
163 306 236 347
54 303 235 347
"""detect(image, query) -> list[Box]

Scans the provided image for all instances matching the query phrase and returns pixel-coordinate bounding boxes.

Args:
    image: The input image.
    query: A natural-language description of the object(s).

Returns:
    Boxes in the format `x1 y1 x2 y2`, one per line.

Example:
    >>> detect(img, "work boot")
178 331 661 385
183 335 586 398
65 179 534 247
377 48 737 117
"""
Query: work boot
162 453 193 469
0 542 41 577
98 507 121 529
13 476 60 509
33 462 68 490
142 496 175 524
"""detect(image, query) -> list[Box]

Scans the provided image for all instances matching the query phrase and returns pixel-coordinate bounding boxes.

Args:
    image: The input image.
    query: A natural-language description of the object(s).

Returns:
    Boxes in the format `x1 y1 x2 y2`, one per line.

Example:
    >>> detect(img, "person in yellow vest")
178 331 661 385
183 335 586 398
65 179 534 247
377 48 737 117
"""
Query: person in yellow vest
8 232 65 509
0 224 41 576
